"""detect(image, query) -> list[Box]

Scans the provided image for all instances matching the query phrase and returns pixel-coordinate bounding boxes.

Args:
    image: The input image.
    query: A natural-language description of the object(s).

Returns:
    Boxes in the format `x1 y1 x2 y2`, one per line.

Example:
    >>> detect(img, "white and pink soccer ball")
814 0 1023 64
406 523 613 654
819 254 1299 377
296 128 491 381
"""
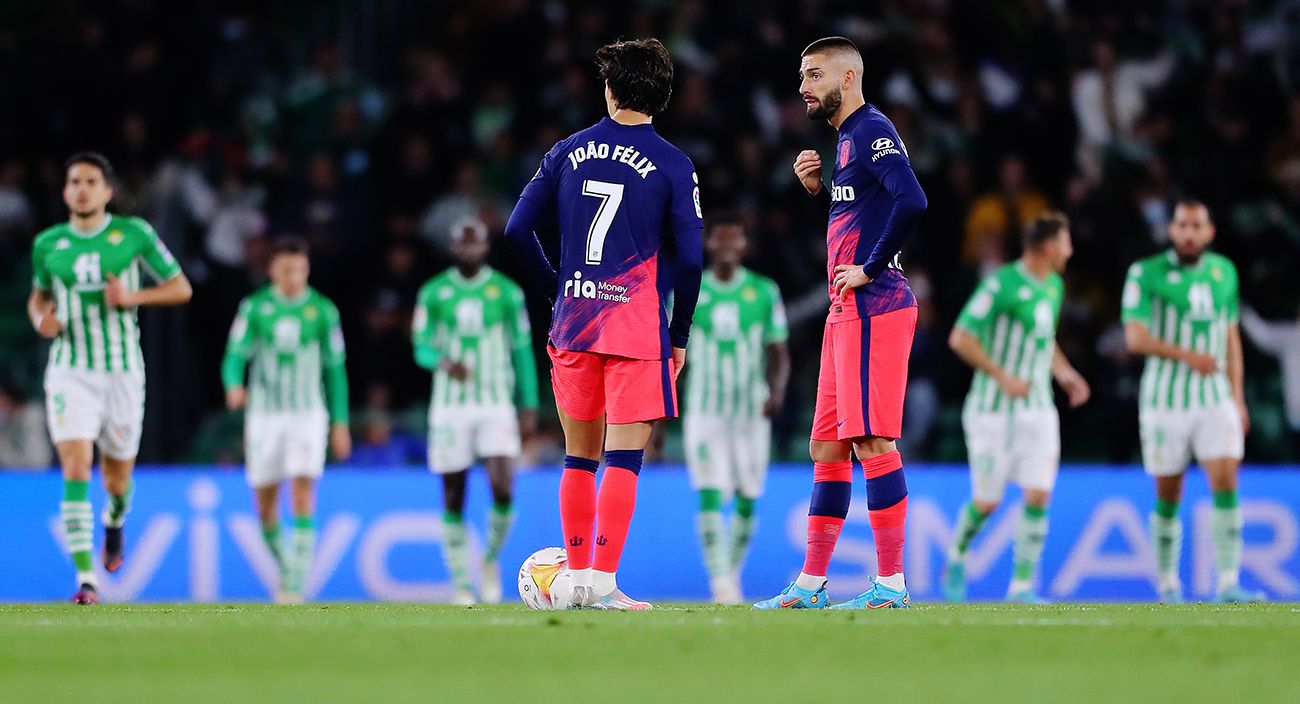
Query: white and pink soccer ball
517 547 574 610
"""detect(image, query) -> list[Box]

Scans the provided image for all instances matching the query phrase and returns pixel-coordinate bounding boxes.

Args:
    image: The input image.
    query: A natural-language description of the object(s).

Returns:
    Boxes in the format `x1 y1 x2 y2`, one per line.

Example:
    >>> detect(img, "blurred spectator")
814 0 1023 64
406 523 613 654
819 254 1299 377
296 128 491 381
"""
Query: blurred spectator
0 381 51 470
1071 40 1173 180
350 385 417 466
963 155 1049 270
417 161 505 252
0 160 35 241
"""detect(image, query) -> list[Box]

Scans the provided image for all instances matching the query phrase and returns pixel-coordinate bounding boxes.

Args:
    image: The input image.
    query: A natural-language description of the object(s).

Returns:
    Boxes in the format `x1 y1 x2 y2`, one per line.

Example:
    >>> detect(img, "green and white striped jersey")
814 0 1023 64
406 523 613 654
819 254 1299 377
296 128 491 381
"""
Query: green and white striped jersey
684 268 788 419
221 286 349 421
956 262 1063 413
412 267 538 411
31 215 183 373
1122 250 1238 411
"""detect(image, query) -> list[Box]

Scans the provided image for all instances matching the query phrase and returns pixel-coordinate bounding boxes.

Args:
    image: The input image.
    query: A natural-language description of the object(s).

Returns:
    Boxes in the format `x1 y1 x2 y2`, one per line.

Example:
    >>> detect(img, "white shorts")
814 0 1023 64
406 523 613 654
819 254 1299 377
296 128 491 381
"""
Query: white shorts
1140 403 1244 477
962 407 1060 503
427 405 520 474
245 409 328 488
683 414 772 499
44 366 145 460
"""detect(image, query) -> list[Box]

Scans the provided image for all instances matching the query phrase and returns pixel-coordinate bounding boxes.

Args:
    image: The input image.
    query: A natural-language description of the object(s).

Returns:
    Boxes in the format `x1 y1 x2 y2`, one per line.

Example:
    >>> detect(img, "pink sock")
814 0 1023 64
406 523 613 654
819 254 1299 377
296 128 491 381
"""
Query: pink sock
559 467 596 571
593 466 639 573
801 461 853 577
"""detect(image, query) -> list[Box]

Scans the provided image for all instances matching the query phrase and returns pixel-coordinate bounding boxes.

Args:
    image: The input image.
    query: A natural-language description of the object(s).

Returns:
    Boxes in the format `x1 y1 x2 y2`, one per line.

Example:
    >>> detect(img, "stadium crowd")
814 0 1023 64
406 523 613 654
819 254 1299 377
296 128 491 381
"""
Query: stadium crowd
3 0 1300 466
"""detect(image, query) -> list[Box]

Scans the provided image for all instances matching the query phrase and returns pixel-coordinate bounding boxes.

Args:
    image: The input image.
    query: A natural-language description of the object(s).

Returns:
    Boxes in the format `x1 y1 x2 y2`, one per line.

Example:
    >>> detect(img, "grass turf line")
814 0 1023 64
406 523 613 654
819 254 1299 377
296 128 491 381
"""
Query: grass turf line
1 603 1296 704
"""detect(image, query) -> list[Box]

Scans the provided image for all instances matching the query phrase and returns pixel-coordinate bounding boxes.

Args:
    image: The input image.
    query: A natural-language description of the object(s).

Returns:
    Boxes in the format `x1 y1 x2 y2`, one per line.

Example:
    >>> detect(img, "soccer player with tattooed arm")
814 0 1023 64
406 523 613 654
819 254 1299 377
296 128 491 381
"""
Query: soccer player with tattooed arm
755 37 926 610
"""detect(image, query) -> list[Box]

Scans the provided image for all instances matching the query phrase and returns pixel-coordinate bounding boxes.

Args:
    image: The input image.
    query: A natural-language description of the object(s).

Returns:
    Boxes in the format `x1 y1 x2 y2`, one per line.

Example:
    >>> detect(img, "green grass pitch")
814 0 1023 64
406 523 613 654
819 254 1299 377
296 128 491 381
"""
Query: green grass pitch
2 603 1297 704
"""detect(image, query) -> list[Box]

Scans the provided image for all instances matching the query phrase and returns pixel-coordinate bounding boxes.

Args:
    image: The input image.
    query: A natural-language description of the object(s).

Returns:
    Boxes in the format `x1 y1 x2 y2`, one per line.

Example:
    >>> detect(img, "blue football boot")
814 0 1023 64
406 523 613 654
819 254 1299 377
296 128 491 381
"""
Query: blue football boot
752 581 829 609
829 578 910 609
942 559 967 603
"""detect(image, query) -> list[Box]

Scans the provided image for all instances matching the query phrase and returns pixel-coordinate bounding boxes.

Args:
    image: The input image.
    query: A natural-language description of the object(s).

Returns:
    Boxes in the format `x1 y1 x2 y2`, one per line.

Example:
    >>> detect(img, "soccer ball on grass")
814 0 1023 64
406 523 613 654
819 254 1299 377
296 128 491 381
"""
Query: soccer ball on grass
517 547 573 610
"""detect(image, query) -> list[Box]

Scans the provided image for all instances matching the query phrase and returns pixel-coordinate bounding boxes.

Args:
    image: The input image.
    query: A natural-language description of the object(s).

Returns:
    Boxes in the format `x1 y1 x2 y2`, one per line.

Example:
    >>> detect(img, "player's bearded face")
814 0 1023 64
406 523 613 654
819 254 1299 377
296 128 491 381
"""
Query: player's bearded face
1169 206 1214 264
453 232 489 267
806 85 843 120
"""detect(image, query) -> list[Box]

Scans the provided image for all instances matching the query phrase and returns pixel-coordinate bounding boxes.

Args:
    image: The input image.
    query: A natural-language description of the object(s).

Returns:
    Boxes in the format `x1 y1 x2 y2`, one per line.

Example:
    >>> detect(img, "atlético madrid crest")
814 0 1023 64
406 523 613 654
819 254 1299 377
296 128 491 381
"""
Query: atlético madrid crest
838 139 853 168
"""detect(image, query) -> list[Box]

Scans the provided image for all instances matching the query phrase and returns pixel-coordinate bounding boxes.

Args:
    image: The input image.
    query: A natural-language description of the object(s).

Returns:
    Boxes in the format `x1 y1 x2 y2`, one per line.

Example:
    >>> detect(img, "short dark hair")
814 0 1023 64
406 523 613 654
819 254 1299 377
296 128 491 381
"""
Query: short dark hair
64 151 115 181
595 38 674 116
706 211 745 234
270 235 310 258
1023 212 1069 249
802 36 860 58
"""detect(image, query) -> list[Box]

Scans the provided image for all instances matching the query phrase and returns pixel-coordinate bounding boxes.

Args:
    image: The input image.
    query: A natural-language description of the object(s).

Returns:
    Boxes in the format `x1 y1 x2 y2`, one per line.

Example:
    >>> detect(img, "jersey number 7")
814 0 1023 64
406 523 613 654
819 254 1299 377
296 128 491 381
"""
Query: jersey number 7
582 179 624 265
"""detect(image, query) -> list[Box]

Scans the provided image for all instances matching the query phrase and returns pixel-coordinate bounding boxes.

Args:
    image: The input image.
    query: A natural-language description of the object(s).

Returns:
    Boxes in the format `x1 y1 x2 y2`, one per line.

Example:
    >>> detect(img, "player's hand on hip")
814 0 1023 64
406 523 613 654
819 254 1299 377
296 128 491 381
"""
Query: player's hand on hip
330 423 352 461
103 273 137 308
996 371 1031 399
35 301 62 338
672 346 687 380
1182 351 1218 375
832 264 871 300
793 150 824 195
518 408 539 437
225 386 247 411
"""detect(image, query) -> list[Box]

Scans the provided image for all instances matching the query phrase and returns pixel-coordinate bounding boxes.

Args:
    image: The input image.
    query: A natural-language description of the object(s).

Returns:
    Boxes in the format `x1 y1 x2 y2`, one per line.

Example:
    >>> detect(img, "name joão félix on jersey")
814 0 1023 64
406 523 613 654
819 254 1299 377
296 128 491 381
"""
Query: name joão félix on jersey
506 117 704 361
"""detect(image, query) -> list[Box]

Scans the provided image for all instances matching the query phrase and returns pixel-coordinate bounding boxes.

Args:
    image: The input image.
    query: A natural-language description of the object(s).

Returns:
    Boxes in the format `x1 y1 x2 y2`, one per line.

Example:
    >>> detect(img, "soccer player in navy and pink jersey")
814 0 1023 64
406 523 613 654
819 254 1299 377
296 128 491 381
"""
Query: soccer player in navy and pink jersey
504 38 704 610
754 37 927 610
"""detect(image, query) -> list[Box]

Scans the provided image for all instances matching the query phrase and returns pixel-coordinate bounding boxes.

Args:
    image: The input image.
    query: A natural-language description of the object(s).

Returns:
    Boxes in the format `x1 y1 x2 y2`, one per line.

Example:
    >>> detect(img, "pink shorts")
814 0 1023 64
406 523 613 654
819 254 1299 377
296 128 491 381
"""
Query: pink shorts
548 346 679 425
811 306 917 441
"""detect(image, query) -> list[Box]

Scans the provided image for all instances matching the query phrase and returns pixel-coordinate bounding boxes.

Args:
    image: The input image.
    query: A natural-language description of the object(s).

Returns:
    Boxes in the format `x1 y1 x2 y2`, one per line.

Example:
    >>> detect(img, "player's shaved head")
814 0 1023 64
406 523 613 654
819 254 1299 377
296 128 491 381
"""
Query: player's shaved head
451 216 490 270
801 36 863 72
450 217 488 245
799 37 865 123
706 213 749 271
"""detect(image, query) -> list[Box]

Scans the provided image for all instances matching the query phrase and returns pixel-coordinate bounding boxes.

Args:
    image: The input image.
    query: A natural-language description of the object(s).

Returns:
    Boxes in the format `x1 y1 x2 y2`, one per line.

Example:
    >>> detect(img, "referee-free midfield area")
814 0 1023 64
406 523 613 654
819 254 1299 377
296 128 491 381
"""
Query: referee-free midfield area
1 603 1296 704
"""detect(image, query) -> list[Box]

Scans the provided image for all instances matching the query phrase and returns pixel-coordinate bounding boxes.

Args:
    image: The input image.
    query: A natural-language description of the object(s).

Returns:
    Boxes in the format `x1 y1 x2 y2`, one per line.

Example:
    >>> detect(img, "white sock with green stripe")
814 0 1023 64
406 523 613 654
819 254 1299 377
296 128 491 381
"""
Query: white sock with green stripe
1150 499 1182 592
62 479 97 588
696 490 729 580
1211 490 1243 592
484 502 513 564
284 515 315 597
261 521 284 574
1009 505 1049 595
102 481 132 529
947 502 989 563
442 511 472 592
729 495 758 575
